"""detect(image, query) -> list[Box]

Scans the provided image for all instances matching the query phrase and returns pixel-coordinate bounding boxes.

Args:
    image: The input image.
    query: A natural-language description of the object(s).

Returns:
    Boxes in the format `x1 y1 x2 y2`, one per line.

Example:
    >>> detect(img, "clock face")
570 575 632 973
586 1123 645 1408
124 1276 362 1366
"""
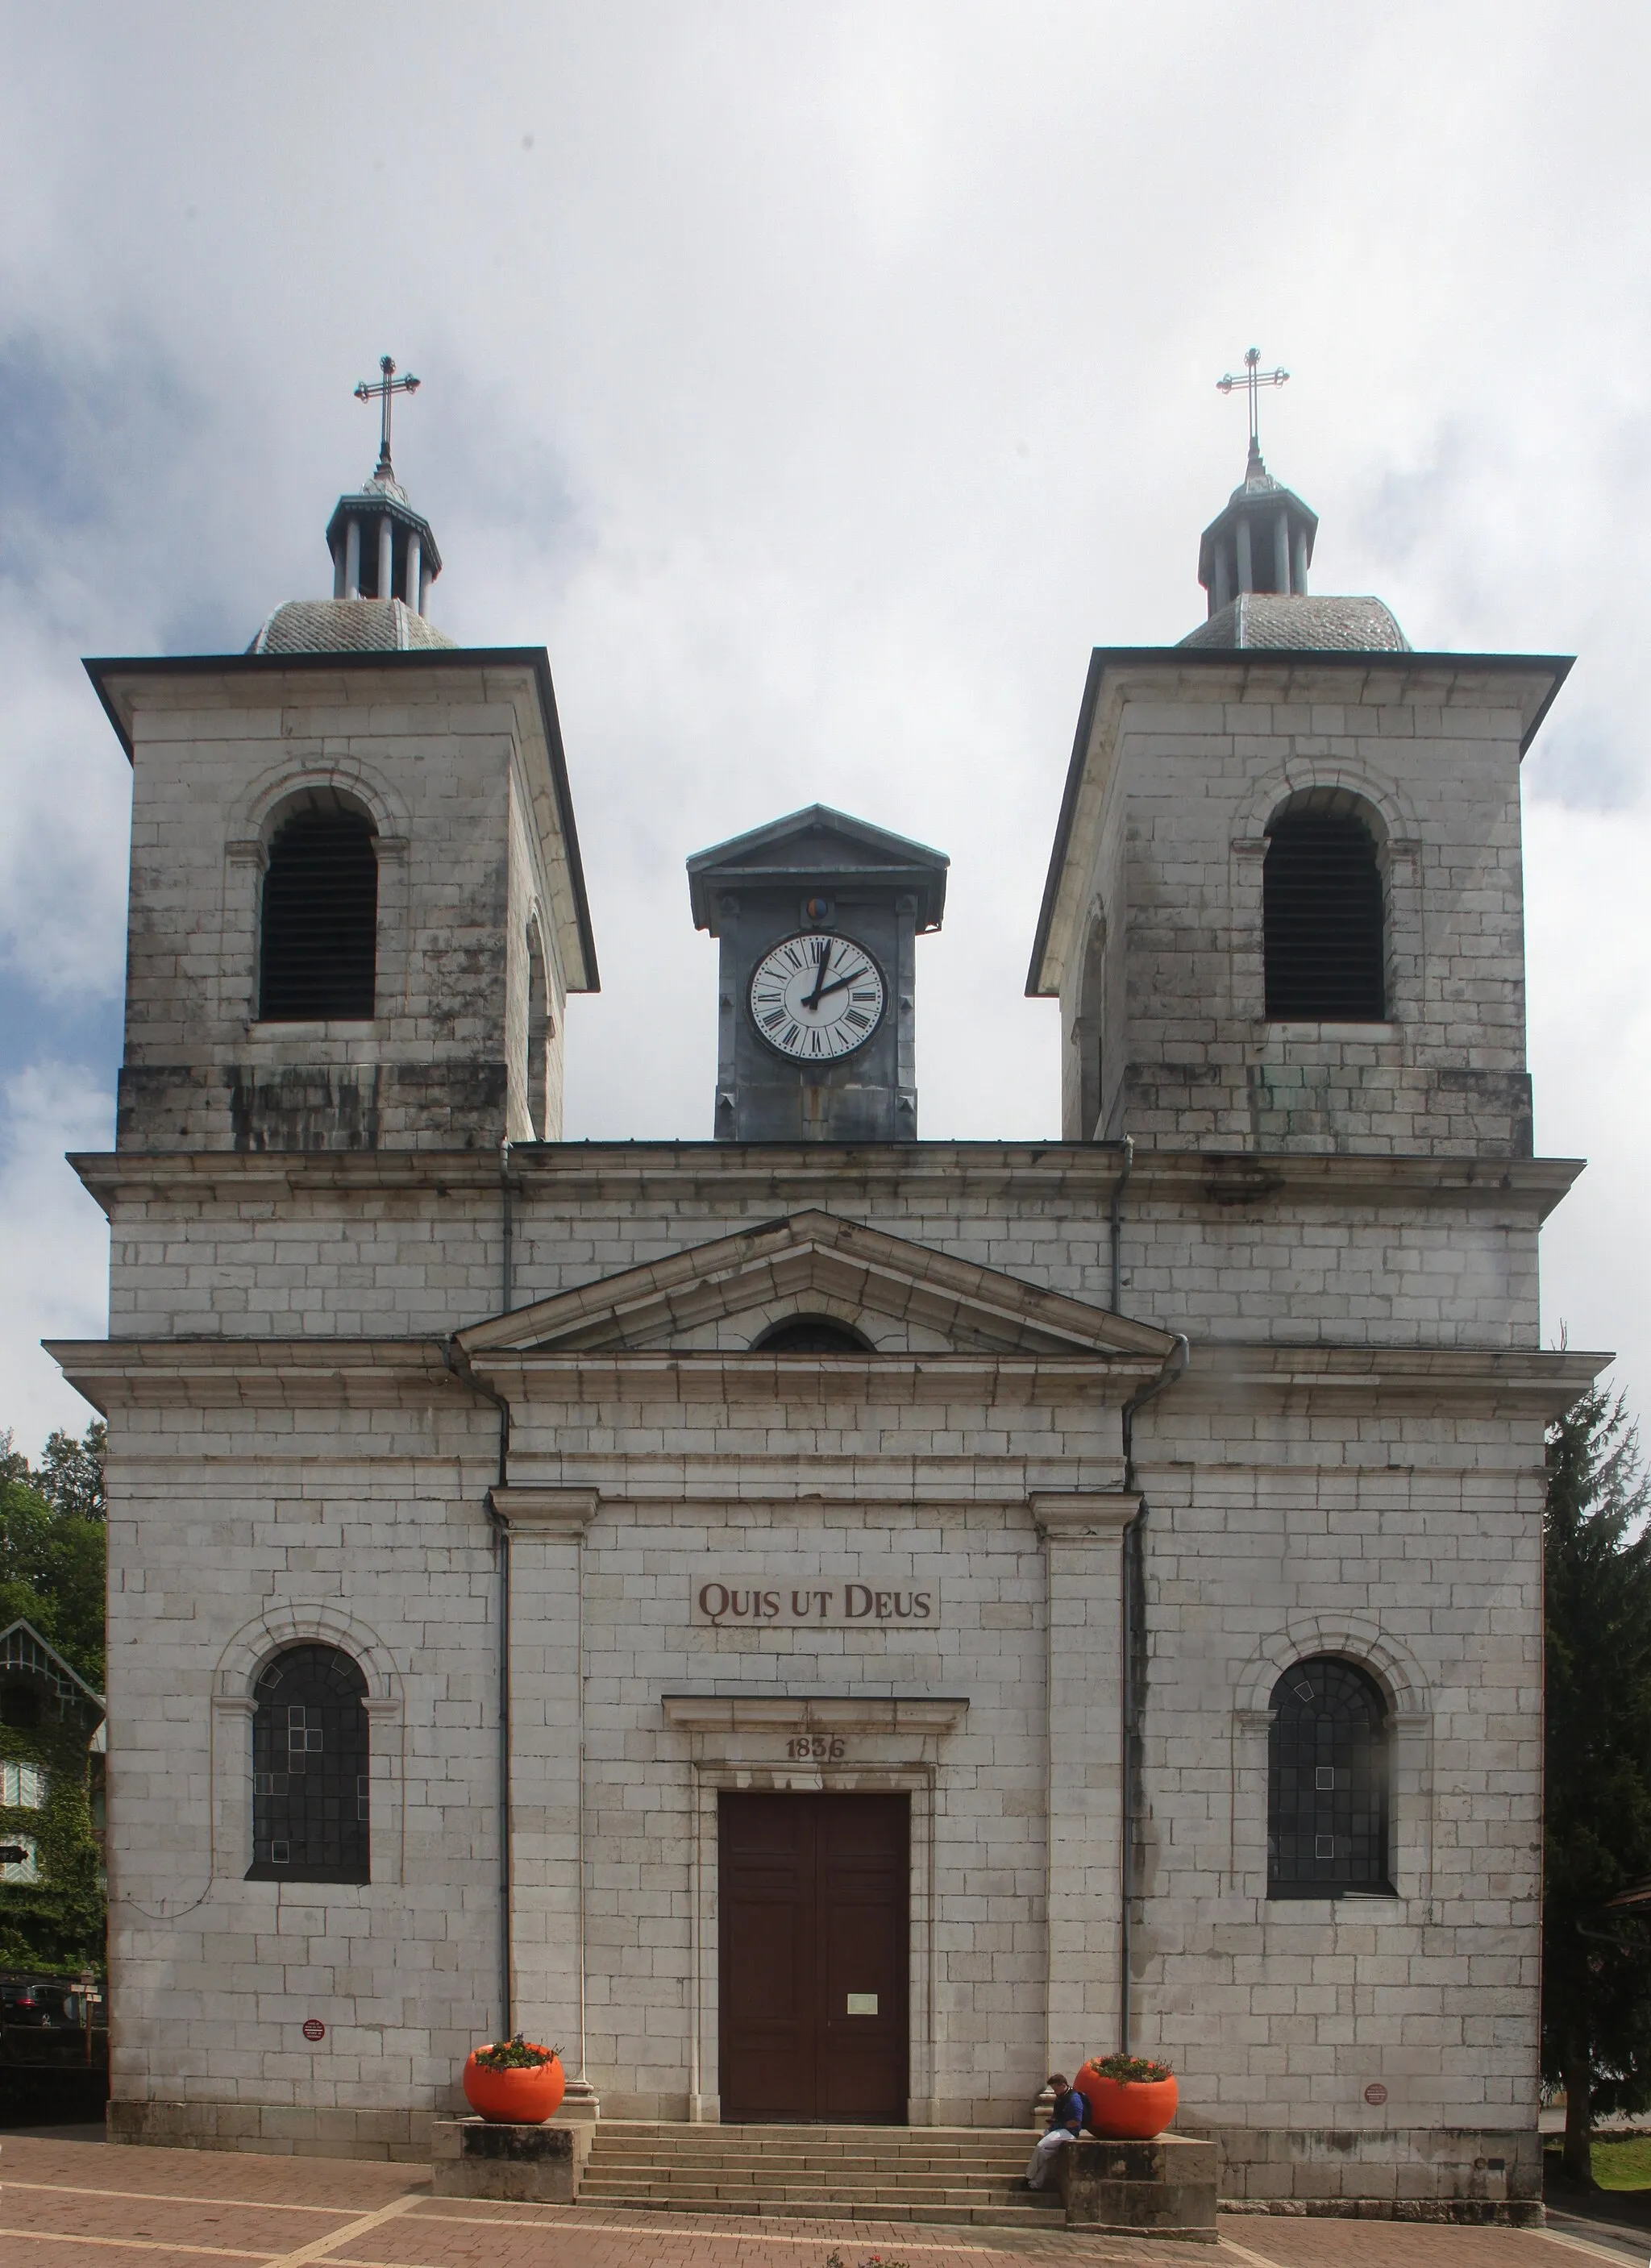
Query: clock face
748 932 887 1062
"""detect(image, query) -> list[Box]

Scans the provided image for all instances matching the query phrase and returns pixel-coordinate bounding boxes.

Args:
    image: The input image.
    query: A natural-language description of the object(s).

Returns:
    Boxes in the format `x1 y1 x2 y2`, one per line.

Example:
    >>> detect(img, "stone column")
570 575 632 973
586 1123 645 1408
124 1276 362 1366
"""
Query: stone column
1212 542 1231 614
344 518 361 600
1273 510 1291 595
1235 516 1253 593
1291 523 1310 596
1033 1491 1138 2074
377 517 394 605
405 530 422 610
489 1485 601 2116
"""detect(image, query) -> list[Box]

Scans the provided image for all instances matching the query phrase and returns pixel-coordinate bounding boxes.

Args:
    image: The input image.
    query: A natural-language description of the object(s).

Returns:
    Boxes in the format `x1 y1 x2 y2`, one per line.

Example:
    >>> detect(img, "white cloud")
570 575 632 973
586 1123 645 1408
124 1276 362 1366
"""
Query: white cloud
0 3 1649 1419
0 1065 111 1456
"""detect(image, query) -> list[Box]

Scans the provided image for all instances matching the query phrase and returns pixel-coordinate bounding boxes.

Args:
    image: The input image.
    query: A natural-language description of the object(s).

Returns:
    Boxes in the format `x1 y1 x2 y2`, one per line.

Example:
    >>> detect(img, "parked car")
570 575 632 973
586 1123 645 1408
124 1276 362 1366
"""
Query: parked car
0 1971 107 2078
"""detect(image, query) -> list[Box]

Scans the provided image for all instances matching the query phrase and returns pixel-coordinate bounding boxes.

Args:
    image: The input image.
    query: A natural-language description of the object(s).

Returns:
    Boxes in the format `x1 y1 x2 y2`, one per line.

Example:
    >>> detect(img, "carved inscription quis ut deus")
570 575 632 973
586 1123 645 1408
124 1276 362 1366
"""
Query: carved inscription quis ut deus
692 1581 938 1627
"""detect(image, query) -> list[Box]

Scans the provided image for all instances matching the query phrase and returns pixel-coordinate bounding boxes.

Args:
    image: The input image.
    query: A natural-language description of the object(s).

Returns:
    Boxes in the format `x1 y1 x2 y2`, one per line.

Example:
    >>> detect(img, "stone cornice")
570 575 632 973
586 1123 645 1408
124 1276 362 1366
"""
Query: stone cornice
661 1693 968 1734
68 1143 1585 1223
1179 1341 1607 1415
46 1333 1607 1422
44 1336 471 1410
1032 1490 1142 1536
468 1352 1156 1402
487 1485 598 1536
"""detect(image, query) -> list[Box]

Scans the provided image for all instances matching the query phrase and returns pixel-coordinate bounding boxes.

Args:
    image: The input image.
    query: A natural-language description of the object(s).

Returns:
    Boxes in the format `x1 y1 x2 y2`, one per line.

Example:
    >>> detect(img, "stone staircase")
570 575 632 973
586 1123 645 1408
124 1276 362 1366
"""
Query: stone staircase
576 2121 1058 2227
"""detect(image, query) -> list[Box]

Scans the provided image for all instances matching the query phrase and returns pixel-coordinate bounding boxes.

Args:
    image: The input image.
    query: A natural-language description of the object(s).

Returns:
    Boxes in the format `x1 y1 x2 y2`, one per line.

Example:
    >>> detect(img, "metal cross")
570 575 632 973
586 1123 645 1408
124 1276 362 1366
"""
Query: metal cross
1216 346 1289 455
354 355 421 477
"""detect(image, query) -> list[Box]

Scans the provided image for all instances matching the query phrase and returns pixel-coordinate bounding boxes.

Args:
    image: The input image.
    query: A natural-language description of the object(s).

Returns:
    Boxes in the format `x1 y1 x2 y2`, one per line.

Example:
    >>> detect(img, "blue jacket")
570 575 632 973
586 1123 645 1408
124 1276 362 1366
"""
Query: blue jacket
1048 2087 1087 2132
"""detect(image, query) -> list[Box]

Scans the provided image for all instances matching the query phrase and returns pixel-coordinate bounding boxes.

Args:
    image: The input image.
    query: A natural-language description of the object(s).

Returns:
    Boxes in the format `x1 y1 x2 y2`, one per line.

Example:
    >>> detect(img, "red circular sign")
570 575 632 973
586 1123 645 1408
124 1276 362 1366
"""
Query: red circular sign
1363 2082 1388 2107
302 2018 326 2043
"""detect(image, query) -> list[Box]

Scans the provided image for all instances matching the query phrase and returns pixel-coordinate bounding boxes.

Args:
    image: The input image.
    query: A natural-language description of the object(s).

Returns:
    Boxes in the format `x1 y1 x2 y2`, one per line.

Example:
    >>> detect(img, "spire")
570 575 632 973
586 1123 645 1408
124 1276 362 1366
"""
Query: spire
247 361 453 655
1199 346 1316 614
1180 349 1410 654
322 354 442 615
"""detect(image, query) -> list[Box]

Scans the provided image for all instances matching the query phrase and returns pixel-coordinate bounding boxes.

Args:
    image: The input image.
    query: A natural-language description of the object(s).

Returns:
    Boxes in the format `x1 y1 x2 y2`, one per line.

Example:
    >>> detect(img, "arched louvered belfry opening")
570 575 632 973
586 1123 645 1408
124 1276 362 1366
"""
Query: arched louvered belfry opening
258 795 378 1021
1262 795 1386 1020
1266 1655 1394 1898
247 1643 370 1884
753 1316 874 1353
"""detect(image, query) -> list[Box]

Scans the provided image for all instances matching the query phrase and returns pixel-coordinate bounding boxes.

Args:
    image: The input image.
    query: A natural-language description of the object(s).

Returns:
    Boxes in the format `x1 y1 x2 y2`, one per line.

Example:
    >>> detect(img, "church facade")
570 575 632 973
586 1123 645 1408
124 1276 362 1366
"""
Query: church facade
52 425 1598 2215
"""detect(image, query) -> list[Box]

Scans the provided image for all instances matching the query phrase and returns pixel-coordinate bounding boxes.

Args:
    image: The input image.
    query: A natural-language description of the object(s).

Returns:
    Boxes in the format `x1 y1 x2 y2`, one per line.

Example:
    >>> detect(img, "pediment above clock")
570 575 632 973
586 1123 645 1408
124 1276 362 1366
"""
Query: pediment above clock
454 1209 1176 1361
687 804 949 933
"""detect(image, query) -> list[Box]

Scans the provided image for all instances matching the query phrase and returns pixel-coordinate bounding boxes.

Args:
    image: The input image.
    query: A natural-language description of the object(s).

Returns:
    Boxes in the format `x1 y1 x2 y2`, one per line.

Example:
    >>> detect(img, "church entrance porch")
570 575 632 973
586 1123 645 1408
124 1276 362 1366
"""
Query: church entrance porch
718 1792 909 2123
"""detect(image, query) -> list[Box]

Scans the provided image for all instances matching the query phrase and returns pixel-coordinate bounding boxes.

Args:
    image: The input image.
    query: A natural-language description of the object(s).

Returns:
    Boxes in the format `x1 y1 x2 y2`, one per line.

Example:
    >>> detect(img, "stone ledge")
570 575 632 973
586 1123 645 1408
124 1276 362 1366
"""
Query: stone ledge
1055 2133 1219 2238
430 2116 592 2201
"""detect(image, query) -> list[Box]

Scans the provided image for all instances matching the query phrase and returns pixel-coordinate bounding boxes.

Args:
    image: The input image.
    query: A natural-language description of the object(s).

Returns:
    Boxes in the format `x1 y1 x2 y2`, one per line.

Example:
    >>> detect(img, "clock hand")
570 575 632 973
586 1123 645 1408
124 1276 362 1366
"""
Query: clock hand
802 937 832 1011
811 966 871 1004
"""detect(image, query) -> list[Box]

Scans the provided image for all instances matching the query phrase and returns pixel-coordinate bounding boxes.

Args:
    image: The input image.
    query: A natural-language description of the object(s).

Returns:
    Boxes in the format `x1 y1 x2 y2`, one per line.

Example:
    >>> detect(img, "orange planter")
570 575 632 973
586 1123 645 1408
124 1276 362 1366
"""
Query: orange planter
462 2046 565 2125
1074 2062 1178 2141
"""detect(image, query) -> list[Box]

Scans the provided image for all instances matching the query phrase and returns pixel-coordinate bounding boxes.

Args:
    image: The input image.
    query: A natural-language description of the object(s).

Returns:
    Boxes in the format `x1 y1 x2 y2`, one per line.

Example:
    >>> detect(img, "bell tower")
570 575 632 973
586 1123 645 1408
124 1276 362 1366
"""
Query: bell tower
687 804 947 1142
89 360 597 1155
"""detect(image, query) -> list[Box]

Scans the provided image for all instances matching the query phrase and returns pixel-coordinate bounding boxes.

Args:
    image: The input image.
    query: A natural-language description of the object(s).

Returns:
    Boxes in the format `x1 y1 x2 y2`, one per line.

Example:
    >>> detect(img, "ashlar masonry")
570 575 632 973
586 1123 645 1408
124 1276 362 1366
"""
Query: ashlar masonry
52 429 1599 2217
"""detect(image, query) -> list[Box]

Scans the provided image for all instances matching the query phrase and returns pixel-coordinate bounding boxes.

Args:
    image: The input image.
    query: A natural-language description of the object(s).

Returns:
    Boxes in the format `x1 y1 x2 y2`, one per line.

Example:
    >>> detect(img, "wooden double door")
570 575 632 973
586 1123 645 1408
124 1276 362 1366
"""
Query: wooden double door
718 1792 909 2123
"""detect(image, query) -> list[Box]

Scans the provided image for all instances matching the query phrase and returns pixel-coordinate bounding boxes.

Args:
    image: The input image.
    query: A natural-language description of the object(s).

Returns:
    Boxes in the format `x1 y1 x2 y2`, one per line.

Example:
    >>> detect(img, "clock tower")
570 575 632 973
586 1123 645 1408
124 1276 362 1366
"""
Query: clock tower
687 804 948 1141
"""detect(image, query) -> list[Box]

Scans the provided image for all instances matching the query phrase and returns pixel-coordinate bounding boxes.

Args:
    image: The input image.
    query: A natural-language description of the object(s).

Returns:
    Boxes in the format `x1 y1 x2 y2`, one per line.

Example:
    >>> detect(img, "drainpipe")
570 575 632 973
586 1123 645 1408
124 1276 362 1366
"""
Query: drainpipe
445 1144 517 2037
1108 1136 1134 1314
1117 1331 1190 2054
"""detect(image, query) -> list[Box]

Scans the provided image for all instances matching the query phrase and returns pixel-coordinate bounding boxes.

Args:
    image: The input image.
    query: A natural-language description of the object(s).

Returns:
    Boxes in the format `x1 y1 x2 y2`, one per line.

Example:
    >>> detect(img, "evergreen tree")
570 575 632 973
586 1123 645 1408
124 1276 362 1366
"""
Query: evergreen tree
1542 1384 1651 2183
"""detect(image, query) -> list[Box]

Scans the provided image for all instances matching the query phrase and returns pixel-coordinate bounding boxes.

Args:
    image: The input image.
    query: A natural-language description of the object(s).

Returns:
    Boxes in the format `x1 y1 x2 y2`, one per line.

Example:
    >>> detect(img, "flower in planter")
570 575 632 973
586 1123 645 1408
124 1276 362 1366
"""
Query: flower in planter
1081 2053 1174 2083
471 2033 561 2071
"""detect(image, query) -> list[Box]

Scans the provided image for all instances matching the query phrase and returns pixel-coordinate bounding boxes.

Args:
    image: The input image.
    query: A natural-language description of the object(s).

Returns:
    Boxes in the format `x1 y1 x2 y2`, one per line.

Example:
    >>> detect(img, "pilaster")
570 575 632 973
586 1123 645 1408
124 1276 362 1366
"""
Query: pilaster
489 1487 597 2085
1033 1490 1140 2070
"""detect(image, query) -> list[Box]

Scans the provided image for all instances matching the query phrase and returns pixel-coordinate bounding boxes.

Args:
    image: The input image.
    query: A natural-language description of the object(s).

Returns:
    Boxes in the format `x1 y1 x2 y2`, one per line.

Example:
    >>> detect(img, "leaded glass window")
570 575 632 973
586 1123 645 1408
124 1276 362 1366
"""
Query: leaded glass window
1266 1656 1394 1898
247 1644 369 1884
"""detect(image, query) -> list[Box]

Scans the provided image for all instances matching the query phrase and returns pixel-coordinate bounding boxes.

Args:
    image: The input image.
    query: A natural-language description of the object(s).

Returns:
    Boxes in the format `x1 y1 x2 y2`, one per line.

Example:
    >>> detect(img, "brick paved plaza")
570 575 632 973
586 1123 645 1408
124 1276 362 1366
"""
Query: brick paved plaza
0 2135 1641 2268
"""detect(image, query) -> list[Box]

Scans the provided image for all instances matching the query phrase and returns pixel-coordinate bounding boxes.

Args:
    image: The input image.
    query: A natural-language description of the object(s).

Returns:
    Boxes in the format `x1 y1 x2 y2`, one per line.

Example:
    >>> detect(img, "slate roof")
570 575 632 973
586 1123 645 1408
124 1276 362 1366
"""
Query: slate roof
1181 593 1411 652
247 599 458 656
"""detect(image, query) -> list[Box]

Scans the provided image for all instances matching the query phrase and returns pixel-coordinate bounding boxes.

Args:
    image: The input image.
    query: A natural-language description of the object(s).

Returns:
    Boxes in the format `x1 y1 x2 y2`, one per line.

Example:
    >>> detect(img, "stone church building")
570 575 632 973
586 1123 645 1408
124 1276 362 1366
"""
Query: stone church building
52 414 1599 2216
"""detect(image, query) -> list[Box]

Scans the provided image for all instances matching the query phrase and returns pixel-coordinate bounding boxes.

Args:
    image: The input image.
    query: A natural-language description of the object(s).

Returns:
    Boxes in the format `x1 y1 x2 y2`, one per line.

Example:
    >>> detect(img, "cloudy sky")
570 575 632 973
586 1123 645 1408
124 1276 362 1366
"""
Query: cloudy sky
2 2 1647 1452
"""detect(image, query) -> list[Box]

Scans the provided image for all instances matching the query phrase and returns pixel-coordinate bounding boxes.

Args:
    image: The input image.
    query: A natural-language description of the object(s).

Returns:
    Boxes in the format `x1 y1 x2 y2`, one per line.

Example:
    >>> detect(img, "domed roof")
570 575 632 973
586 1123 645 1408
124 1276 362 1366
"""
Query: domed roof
247 599 458 657
1179 592 1411 653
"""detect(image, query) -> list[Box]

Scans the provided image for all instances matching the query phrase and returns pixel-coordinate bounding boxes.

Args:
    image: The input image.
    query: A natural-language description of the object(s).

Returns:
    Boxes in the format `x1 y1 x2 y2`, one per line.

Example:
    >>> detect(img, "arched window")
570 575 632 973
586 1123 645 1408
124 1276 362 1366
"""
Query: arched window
259 798 378 1021
753 1316 873 1352
1262 803 1385 1021
247 1644 370 1884
1267 1656 1393 1898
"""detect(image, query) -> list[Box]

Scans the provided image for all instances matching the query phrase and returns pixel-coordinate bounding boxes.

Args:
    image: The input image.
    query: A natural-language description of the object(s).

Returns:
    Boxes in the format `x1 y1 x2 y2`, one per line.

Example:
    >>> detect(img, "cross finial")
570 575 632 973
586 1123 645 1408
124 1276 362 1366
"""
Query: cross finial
354 354 421 480
1216 345 1289 463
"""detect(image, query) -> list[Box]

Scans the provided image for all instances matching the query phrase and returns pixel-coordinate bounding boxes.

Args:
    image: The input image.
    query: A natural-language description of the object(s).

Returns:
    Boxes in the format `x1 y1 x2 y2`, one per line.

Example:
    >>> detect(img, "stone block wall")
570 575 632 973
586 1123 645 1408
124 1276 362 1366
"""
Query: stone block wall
103 659 580 1153
1050 662 1553 1155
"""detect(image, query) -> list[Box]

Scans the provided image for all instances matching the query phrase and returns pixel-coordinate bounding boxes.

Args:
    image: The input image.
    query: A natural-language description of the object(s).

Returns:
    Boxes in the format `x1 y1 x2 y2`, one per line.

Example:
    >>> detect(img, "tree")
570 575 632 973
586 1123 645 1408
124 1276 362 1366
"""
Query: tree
35 1422 106 1522
1543 1384 1651 2183
0 1422 106 1688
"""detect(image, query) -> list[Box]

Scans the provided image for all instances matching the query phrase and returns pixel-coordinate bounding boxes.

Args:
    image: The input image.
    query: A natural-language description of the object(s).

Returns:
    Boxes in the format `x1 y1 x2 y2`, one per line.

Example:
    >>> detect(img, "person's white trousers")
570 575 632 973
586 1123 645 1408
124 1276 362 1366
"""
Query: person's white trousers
1025 2128 1080 2188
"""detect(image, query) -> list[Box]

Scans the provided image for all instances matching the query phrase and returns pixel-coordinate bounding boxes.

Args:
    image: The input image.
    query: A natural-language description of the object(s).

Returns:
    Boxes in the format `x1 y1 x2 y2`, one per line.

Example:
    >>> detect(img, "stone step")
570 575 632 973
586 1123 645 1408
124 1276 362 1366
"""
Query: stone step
575 2192 1062 2229
580 2177 1045 2203
584 2152 1030 2175
576 2120 1054 2227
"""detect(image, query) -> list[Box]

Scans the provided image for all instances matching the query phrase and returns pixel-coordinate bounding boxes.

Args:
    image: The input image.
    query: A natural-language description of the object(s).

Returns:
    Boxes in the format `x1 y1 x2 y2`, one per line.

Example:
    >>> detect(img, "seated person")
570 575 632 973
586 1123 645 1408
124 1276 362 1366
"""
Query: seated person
1025 2072 1089 2187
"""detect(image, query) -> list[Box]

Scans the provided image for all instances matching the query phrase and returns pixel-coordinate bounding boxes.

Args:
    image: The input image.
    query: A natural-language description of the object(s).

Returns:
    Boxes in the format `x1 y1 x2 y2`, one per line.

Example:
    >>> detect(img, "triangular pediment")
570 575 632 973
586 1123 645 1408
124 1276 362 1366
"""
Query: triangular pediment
687 805 949 932
455 1210 1175 1361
